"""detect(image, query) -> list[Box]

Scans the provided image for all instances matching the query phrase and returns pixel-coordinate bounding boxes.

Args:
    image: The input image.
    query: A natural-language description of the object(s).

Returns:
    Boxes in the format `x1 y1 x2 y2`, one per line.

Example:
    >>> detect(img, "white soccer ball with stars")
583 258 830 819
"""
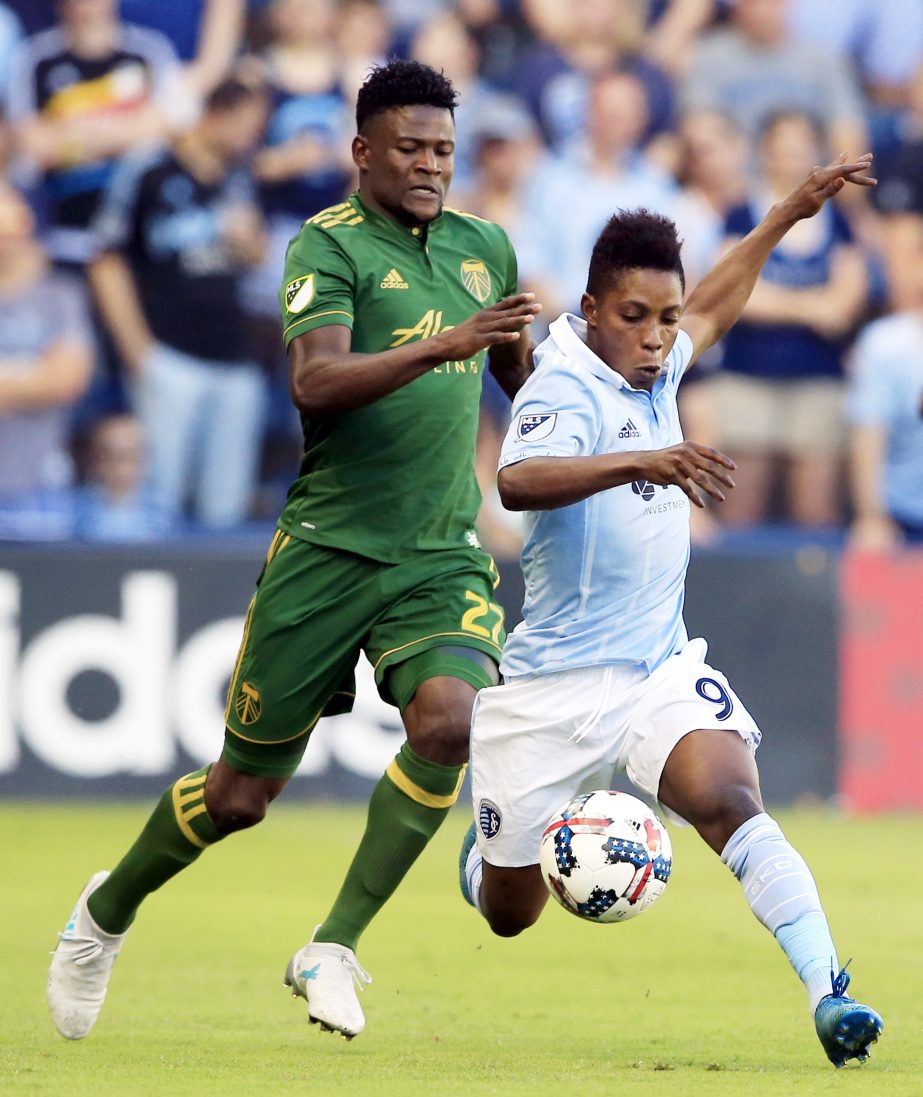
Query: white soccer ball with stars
539 790 672 923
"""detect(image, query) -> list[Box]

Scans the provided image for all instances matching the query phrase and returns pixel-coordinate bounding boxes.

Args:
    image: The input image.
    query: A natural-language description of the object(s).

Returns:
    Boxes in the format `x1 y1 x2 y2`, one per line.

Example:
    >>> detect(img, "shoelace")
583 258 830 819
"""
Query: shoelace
829 960 853 999
341 952 372 992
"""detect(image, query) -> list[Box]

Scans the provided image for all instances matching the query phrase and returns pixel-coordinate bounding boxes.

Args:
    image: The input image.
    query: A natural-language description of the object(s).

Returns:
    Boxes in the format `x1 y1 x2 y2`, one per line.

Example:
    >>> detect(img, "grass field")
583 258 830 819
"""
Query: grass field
2 803 919 1097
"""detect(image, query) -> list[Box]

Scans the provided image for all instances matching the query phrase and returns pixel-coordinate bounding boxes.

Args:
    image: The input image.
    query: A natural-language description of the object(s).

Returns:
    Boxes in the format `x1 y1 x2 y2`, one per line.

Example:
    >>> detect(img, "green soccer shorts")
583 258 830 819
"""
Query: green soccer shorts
222 530 506 778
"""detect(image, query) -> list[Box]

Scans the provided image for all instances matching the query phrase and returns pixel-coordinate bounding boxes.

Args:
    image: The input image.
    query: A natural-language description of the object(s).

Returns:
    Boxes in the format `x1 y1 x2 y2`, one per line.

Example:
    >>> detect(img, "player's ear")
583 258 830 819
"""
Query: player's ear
352 133 370 172
581 292 597 328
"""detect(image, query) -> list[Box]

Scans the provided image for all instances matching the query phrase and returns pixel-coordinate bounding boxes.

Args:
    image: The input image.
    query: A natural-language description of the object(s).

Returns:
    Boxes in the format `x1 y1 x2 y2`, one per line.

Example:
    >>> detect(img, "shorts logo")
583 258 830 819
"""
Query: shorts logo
235 681 262 725
461 258 491 302
479 799 502 840
284 274 316 314
517 413 557 441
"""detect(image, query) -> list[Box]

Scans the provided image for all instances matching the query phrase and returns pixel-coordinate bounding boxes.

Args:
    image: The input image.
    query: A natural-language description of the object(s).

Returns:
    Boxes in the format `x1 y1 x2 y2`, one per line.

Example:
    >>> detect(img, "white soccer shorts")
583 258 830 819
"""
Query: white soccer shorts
469 638 762 867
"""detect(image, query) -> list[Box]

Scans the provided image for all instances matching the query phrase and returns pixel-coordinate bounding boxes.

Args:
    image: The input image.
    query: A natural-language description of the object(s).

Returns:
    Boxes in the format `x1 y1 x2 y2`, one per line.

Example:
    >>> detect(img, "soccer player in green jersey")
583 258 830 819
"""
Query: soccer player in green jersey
46 60 540 1042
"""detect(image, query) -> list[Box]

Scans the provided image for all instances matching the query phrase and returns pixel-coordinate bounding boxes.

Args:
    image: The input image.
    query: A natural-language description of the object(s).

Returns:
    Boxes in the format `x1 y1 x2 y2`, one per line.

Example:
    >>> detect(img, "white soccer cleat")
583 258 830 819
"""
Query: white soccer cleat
284 929 372 1040
46 871 127 1040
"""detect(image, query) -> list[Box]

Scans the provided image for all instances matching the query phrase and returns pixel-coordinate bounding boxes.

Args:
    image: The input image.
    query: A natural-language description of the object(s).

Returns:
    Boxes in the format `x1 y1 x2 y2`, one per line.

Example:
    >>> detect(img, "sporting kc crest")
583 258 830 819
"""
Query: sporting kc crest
235 681 262 725
460 258 491 302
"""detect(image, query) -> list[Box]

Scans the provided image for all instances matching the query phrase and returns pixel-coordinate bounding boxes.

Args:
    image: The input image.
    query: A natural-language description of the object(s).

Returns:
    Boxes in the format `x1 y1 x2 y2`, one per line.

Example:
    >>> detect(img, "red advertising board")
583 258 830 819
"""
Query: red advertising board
840 552 923 811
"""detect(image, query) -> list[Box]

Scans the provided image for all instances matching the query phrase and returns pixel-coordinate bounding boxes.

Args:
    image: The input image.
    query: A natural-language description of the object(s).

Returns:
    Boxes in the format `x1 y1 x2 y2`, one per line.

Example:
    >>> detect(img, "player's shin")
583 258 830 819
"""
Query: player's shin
314 743 465 951
86 766 225 935
720 812 838 1012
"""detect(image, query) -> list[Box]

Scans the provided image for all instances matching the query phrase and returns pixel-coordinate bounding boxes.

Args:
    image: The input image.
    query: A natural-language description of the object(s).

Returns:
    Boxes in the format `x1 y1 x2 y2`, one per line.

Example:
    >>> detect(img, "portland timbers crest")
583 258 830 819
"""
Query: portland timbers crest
284 273 316 314
235 681 262 725
460 258 491 302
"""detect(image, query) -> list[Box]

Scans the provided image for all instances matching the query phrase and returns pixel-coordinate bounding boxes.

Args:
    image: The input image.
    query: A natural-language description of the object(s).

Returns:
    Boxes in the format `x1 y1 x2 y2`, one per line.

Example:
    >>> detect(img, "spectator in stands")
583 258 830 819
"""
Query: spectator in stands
74 412 174 540
88 76 269 530
787 0 923 110
681 0 867 160
411 10 500 190
0 2 21 91
874 63 923 312
122 0 248 100
512 0 674 150
4 0 187 269
241 0 352 323
846 226 923 550
670 108 749 544
713 110 868 529
455 95 550 314
0 178 93 538
334 0 391 106
520 68 680 319
671 109 749 289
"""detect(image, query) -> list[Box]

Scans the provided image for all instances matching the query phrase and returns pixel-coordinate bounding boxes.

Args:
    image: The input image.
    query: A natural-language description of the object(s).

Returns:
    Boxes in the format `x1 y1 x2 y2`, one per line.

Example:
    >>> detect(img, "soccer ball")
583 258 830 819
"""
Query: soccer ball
539 790 672 923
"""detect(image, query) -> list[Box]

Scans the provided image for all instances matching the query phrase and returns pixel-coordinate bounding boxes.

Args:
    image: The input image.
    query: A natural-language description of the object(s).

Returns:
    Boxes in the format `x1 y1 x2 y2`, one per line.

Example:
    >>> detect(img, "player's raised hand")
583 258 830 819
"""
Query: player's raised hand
778 152 877 222
436 293 541 361
640 442 737 508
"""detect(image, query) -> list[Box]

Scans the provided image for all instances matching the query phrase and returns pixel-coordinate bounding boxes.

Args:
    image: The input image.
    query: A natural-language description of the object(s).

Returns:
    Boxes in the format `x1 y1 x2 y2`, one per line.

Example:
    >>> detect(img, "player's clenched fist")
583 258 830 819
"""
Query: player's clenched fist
435 293 542 361
638 441 737 508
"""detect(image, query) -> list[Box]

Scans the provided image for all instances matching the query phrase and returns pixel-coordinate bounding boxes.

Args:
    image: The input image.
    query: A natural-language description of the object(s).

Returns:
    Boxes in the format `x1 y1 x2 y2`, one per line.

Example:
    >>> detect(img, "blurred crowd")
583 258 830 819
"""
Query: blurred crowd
1 0 923 552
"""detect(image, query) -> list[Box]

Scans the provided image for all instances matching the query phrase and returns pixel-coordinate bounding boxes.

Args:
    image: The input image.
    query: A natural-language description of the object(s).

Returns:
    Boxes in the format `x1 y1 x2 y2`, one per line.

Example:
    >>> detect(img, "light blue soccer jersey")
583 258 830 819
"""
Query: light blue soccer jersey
499 313 695 678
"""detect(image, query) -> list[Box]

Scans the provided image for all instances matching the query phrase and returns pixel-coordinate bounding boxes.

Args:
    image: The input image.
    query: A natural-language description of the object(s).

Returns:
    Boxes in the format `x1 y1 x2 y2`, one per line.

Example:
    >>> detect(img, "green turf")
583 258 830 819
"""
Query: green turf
2 803 918 1096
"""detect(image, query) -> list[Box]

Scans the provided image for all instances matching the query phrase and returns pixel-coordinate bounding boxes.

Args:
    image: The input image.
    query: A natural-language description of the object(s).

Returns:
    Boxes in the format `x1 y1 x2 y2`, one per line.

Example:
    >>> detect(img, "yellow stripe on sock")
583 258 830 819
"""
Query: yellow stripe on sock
171 781 211 850
385 760 467 809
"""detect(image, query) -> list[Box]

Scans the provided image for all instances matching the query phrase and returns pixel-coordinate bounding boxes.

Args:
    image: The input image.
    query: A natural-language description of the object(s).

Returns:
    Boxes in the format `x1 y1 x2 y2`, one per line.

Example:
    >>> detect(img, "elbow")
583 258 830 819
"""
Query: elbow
497 466 528 511
289 372 334 418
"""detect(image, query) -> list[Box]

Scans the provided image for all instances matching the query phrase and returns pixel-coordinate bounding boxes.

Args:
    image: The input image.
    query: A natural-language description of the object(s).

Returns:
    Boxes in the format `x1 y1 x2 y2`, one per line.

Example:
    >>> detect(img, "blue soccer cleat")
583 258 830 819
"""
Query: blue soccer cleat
458 821 478 907
814 965 883 1067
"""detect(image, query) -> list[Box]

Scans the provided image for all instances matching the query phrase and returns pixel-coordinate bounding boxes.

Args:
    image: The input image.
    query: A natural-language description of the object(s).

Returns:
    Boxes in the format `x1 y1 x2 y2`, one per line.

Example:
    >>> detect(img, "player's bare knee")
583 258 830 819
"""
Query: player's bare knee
485 907 539 938
406 710 470 766
690 786 763 851
206 792 270 834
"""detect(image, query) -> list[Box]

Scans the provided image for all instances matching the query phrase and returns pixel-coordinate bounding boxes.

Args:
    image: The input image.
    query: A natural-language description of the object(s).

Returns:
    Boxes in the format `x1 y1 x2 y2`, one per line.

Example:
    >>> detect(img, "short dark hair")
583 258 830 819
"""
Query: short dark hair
205 75 266 114
586 209 685 296
356 59 458 131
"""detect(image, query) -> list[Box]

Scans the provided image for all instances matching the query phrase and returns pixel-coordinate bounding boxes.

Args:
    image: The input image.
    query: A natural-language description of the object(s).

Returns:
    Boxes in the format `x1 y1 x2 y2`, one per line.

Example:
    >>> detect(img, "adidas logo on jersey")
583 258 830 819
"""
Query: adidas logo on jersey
619 418 641 439
381 268 409 289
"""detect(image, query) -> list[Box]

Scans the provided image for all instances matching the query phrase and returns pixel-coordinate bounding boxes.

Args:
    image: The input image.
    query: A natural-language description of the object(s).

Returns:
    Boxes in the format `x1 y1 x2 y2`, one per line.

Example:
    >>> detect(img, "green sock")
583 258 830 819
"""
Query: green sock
87 766 224 935
314 744 465 952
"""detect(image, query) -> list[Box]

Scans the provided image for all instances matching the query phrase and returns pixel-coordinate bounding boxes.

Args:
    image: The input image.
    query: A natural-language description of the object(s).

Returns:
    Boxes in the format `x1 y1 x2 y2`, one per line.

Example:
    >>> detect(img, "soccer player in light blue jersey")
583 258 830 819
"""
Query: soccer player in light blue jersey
461 153 884 1068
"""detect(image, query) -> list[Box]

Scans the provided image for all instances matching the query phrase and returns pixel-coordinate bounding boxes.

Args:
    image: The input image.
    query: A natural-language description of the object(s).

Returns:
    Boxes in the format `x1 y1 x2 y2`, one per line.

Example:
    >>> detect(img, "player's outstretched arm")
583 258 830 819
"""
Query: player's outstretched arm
680 153 876 364
289 293 540 416
499 442 736 511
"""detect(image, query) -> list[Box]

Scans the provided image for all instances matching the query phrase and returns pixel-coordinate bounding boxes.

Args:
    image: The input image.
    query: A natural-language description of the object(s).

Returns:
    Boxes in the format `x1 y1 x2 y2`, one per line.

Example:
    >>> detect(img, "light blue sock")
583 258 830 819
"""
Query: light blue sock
465 840 485 916
721 813 838 1014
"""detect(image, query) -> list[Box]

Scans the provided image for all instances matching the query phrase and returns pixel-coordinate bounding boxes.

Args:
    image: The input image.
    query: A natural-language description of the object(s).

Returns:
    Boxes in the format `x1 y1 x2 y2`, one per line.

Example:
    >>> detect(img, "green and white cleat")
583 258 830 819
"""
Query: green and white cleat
284 929 372 1040
46 871 127 1040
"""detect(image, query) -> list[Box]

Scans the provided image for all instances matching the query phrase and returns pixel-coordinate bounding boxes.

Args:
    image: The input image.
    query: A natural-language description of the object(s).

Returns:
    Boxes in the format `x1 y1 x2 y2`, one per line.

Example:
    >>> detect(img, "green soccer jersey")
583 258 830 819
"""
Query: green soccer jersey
277 192 518 563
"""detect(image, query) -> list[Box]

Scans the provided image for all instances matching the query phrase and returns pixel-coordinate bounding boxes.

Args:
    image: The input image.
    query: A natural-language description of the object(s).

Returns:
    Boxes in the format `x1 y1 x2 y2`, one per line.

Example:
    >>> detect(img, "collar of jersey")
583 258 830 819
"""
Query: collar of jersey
549 313 652 392
350 191 444 237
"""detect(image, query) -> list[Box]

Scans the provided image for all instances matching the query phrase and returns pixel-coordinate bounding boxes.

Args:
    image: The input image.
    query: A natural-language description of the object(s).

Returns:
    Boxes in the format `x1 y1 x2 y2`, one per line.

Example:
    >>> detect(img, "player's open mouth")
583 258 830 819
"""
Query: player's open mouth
409 185 439 196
